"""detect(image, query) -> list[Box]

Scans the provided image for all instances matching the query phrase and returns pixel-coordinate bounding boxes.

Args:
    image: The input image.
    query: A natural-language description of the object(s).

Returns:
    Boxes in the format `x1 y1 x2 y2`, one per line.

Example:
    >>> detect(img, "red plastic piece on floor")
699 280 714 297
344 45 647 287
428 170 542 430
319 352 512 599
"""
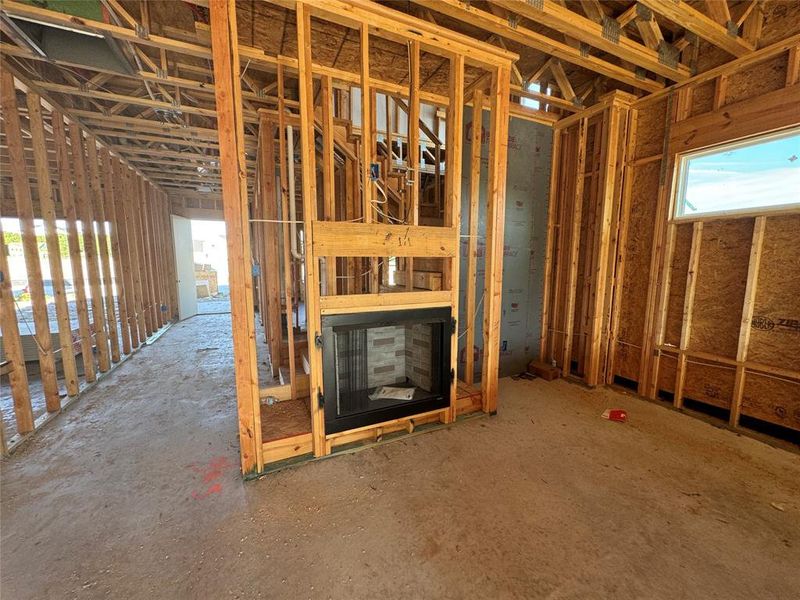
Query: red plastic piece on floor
602 408 627 423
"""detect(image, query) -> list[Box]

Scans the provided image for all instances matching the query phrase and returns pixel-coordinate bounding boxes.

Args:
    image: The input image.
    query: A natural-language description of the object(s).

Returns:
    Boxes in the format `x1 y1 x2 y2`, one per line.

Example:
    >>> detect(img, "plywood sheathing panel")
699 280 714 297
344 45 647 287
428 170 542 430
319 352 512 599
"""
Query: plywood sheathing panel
689 81 715 117
664 224 693 348
683 360 735 410
614 160 661 380
633 99 668 159
747 215 800 372
742 373 800 432
689 219 754 359
657 351 678 396
726 54 789 105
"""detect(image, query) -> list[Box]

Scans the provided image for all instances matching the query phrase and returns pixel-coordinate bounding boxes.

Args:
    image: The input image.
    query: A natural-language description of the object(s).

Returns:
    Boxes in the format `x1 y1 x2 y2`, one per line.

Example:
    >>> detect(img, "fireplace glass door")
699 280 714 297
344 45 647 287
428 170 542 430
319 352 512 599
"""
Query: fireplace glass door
321 307 452 434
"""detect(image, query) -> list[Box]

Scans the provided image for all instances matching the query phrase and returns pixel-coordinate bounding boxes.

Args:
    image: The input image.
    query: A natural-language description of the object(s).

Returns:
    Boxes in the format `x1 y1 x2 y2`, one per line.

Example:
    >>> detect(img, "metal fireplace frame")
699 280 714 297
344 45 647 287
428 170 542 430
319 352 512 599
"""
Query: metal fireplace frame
321 307 453 434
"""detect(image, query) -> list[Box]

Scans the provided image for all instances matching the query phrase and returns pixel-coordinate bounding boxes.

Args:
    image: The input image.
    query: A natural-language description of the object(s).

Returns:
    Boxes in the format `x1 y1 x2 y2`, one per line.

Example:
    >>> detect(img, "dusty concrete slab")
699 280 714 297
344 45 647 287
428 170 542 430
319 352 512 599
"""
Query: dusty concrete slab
2 313 799 599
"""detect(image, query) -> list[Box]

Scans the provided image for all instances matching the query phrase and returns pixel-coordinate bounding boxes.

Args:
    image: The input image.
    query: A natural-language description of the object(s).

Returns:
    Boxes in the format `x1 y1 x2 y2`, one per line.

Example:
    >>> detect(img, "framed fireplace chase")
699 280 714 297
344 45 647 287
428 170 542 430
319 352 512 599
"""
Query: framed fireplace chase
321 307 453 434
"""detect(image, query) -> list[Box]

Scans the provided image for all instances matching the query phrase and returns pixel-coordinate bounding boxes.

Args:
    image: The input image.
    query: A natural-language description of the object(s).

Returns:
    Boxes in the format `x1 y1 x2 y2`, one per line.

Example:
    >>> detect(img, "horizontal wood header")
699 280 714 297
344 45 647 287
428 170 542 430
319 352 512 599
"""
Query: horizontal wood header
311 221 459 257
670 84 800 154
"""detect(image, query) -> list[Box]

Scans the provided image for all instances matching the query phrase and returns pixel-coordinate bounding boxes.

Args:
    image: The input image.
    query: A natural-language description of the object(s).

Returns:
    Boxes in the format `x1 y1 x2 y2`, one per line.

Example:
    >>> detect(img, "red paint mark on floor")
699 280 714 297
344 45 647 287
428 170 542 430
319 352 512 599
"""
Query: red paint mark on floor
187 456 232 499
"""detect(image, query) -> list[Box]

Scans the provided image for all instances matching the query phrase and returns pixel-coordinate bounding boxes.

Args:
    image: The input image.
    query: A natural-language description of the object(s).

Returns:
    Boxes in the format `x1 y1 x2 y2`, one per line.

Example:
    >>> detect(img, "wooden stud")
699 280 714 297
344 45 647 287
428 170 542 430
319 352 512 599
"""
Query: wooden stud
729 216 766 426
296 2 326 457
259 116 283 376
561 117 588 376
210 0 264 474
444 53 465 422
101 150 132 356
481 65 511 413
406 40 421 291
52 112 97 382
464 88 484 386
1 71 60 411
539 127 561 362
0 218 34 433
85 135 121 362
277 65 297 401
69 125 112 372
673 221 703 409
26 91 80 397
321 75 338 295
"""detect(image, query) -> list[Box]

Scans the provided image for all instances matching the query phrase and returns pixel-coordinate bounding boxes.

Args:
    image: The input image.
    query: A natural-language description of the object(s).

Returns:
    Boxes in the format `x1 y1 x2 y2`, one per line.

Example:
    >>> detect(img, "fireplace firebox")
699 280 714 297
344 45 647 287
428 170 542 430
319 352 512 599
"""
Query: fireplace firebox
321 307 453 434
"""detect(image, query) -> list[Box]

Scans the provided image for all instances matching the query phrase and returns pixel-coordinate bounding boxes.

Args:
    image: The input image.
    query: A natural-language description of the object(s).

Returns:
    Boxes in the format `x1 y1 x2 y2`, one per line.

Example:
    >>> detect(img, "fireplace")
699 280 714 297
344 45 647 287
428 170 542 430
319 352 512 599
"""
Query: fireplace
321 307 453 434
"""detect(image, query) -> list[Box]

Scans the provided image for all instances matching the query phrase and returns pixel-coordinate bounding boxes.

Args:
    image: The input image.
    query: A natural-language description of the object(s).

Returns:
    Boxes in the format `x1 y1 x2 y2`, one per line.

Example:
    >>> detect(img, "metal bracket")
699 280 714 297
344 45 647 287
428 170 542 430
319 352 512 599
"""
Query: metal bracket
508 14 519 29
726 20 740 37
525 0 544 10
314 332 323 348
155 67 167 80
317 388 325 408
134 24 149 39
635 66 647 80
451 317 457 334
579 42 590 58
601 17 621 44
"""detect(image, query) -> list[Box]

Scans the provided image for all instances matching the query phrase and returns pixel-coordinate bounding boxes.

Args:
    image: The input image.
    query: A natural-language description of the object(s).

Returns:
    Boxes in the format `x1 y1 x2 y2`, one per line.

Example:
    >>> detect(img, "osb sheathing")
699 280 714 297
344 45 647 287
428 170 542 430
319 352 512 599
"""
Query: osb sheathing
689 219 754 359
748 215 800 372
683 360 735 409
742 373 800 432
688 81 715 118
726 54 789 105
613 161 661 380
632 100 668 159
612 19 799 432
663 223 693 348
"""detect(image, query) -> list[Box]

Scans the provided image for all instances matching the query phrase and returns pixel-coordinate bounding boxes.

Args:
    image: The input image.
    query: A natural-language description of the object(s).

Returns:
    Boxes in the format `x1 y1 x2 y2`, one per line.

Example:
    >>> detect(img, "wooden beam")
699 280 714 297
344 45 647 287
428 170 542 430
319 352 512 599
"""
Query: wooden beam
414 0 665 92
639 0 755 57
492 0 692 81
311 222 459 257
406 40 421 291
210 0 263 475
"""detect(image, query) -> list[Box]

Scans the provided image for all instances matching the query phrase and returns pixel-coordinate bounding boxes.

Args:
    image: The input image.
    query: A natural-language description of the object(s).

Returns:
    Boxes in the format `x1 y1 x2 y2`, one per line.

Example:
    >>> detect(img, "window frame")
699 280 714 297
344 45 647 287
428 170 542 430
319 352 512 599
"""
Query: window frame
672 126 800 222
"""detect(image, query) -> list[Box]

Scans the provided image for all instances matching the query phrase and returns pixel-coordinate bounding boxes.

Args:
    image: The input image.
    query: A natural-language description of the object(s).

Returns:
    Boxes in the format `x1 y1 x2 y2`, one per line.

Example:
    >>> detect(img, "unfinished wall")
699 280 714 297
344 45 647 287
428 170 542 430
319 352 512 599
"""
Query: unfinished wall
610 43 800 436
458 106 552 380
0 75 177 452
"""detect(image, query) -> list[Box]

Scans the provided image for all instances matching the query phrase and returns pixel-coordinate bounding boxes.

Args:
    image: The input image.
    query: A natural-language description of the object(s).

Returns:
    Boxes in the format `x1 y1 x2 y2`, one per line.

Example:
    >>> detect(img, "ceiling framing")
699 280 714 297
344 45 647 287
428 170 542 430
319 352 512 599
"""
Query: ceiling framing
0 0 773 198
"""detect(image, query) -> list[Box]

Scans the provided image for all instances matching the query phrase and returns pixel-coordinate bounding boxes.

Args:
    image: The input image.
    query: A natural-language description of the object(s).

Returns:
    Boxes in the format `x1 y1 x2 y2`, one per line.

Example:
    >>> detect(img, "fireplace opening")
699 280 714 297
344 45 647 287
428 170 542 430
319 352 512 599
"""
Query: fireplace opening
321 307 452 434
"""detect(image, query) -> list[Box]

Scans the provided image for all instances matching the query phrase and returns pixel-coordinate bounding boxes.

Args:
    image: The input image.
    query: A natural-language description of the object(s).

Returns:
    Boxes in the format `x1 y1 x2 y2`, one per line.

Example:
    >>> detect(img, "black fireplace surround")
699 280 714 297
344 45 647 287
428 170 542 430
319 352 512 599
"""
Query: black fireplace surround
321 307 452 434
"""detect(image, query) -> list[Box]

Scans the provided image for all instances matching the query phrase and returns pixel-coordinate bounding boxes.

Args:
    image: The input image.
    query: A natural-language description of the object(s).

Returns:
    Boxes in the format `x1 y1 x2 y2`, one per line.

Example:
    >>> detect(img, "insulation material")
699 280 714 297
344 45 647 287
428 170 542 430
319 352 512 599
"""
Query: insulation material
614 161 660 381
742 373 800 432
689 219 754 359
458 107 552 379
747 215 800 372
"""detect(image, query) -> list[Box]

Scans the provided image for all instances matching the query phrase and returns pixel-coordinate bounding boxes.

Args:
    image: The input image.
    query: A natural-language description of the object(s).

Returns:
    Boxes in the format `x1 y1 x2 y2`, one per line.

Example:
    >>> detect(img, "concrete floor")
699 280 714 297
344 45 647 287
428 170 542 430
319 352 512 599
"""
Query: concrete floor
2 313 799 599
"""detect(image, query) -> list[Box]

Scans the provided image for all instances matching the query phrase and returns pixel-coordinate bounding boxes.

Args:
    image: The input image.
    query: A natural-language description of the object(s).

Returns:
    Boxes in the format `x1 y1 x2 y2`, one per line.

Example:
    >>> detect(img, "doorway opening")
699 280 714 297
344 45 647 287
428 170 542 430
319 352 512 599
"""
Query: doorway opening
191 220 229 315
